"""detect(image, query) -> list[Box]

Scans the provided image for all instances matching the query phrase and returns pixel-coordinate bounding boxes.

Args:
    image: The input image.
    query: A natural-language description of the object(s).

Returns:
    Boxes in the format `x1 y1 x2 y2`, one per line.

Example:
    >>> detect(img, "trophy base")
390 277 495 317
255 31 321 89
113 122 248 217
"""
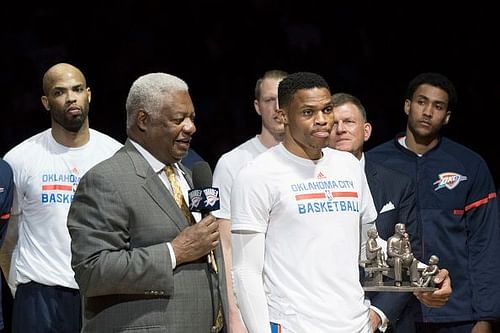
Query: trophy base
363 283 437 292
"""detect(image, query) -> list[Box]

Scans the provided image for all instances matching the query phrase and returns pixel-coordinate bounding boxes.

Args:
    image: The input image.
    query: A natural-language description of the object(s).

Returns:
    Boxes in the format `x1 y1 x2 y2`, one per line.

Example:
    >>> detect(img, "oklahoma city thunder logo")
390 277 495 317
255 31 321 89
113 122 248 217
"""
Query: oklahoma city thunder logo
325 189 334 201
433 172 468 191
204 188 220 207
188 189 204 210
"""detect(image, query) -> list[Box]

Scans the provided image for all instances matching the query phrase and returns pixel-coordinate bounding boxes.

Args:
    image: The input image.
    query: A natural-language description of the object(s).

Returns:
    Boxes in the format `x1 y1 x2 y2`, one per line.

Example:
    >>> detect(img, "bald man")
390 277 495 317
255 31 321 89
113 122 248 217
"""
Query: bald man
3 63 122 332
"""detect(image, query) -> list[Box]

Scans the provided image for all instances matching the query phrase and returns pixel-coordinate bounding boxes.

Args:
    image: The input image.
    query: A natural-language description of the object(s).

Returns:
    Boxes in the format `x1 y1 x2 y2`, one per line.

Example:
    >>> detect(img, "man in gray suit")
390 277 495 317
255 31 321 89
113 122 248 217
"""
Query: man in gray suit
67 72 228 333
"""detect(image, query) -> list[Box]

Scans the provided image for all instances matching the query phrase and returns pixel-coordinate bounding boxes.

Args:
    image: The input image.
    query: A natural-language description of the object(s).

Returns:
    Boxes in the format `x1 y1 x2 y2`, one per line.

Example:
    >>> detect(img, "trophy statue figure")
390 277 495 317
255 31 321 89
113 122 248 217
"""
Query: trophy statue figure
386 223 419 287
416 255 440 287
361 224 440 292
366 228 388 268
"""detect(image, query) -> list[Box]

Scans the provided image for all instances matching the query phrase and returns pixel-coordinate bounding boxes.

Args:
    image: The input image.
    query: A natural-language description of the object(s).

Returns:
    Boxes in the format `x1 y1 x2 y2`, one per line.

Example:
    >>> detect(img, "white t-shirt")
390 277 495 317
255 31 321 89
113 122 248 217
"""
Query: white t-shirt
231 144 377 333
4 128 122 293
212 136 267 219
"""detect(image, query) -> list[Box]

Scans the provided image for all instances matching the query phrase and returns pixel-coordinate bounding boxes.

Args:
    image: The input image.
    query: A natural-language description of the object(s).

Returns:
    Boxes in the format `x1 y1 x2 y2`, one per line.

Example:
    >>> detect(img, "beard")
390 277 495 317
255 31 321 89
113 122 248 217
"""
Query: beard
51 106 89 132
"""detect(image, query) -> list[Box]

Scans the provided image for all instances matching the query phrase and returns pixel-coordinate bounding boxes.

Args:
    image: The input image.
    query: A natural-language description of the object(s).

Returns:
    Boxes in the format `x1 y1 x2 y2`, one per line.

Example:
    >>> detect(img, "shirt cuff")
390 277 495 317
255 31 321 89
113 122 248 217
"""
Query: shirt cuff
370 305 389 332
167 242 176 269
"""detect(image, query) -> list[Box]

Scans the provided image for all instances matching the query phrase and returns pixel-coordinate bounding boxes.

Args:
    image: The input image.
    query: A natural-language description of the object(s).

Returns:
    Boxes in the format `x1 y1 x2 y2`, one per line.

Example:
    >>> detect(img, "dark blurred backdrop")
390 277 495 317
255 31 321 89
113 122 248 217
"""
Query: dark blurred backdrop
1 1 499 186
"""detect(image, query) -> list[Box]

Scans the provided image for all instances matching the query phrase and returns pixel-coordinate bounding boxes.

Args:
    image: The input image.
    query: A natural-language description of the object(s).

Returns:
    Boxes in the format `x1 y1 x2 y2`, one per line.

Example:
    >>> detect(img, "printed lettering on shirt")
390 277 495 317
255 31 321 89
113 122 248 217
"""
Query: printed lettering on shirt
433 172 468 191
291 179 359 214
40 171 81 204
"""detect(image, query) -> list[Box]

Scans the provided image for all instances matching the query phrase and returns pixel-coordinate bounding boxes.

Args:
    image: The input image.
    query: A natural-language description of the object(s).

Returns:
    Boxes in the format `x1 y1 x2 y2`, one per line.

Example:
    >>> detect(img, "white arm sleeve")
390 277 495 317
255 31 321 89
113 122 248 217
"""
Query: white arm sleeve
232 231 271 333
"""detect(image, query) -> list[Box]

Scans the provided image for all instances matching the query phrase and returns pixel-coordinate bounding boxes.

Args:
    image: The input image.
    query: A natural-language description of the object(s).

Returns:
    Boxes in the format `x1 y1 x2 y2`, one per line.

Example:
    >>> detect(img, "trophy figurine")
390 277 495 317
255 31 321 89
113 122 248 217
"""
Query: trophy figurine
416 255 440 287
361 224 439 292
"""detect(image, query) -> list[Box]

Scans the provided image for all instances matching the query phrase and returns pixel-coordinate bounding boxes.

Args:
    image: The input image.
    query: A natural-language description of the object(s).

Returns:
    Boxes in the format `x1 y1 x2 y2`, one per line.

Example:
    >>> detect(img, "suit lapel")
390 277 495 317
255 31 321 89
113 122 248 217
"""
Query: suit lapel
143 177 188 231
365 160 384 213
365 160 378 189
365 160 379 203
124 140 189 231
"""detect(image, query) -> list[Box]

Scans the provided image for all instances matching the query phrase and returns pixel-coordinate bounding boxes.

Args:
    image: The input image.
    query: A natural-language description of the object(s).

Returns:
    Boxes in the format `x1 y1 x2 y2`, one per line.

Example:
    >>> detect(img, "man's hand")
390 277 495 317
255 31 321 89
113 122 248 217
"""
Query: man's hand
369 309 381 332
414 268 451 307
471 320 492 333
171 215 219 265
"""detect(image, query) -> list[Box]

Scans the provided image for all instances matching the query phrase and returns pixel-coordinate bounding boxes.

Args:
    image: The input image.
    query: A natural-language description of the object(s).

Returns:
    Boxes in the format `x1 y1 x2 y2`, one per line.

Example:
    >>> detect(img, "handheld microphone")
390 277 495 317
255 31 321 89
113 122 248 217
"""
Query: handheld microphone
188 161 220 273
188 161 220 215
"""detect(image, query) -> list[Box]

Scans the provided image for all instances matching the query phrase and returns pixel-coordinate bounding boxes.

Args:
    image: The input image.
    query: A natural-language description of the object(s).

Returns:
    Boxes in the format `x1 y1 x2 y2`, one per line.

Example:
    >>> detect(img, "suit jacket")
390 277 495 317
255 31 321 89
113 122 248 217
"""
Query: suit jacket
364 158 421 332
67 140 228 333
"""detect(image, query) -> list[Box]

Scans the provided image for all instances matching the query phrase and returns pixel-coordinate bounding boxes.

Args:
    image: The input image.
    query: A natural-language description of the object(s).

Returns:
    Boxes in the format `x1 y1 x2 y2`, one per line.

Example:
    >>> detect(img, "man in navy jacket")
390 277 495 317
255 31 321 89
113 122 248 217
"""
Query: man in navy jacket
368 72 499 332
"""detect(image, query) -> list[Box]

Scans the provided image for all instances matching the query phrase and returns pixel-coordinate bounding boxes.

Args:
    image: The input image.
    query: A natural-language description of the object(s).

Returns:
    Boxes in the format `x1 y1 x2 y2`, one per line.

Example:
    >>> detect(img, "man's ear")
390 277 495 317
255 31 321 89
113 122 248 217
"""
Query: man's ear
87 87 92 104
364 122 372 142
136 110 149 131
41 96 50 111
443 111 451 125
254 99 262 116
277 108 287 125
404 99 411 116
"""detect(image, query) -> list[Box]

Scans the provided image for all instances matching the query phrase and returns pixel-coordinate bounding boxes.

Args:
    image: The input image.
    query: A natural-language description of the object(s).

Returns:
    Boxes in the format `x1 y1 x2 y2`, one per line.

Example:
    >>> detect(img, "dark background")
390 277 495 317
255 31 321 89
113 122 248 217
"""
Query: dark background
1 1 499 186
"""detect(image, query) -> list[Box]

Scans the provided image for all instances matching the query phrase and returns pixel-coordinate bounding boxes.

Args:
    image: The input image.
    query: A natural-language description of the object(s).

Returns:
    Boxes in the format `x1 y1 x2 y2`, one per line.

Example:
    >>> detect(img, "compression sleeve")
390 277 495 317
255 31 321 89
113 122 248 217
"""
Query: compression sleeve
232 231 271 333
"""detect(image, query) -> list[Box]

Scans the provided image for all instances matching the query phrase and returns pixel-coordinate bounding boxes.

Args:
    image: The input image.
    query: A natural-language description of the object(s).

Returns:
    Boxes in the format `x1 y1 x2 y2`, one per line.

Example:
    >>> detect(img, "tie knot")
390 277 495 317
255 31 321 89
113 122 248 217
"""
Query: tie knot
164 166 179 192
164 165 175 176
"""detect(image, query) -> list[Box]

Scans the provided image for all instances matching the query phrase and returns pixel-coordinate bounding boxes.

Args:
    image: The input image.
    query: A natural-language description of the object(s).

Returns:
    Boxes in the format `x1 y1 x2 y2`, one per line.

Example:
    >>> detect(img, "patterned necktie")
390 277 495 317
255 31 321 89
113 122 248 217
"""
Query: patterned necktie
164 165 195 225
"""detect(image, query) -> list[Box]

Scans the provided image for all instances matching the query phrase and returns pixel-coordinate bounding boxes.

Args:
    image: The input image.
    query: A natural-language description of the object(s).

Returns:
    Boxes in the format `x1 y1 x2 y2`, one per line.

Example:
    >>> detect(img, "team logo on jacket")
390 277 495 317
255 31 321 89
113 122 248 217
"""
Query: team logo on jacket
433 172 467 191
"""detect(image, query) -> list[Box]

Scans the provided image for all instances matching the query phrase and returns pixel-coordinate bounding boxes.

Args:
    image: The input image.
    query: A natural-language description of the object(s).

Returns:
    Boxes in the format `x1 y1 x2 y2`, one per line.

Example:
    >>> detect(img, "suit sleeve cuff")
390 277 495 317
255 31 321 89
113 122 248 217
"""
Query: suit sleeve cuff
167 242 176 269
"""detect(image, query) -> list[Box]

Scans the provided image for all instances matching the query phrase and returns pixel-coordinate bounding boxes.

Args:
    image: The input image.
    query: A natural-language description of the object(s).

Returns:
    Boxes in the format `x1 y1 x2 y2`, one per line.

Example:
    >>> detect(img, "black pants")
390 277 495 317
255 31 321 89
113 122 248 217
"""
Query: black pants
12 282 81 333
0 274 12 333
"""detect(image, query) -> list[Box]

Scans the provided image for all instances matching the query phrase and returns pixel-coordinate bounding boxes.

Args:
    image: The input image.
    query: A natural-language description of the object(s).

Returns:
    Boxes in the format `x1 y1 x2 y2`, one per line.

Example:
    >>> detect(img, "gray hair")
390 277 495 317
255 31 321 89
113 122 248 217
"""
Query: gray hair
126 73 188 129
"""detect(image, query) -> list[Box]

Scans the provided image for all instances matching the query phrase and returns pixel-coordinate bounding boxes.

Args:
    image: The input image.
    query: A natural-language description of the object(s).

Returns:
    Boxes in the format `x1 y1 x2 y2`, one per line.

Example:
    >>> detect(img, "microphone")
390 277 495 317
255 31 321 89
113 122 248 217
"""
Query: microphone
188 160 220 273
188 161 220 215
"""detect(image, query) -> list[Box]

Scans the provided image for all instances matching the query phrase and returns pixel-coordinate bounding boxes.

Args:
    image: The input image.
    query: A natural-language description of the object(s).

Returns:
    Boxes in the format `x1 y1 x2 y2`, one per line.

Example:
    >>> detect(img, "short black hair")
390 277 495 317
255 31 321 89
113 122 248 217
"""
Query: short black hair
278 72 330 108
405 72 457 111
